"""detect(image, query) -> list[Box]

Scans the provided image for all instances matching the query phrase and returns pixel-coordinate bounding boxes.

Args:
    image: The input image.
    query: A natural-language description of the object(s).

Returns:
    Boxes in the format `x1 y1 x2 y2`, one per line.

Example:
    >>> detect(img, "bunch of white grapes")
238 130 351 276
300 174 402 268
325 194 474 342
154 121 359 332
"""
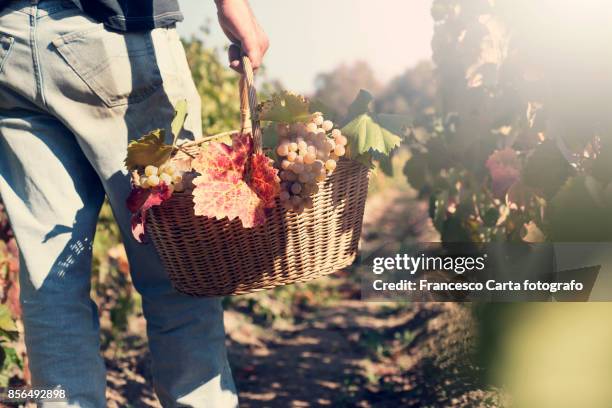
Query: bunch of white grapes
275 113 348 213
136 163 185 192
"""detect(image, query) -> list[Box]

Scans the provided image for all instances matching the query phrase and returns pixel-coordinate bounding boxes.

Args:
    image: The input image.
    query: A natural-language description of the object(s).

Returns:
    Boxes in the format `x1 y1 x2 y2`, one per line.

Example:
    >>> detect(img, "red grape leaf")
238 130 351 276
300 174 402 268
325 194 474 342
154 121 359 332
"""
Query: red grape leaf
192 132 279 227
191 132 252 184
126 183 173 243
486 148 521 198
251 153 280 208
192 178 265 228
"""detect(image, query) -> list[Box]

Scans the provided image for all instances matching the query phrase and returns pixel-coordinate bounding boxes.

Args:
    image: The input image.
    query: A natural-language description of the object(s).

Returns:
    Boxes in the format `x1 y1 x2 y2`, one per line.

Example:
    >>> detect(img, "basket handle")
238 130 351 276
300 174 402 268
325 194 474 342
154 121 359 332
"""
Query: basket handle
239 56 263 154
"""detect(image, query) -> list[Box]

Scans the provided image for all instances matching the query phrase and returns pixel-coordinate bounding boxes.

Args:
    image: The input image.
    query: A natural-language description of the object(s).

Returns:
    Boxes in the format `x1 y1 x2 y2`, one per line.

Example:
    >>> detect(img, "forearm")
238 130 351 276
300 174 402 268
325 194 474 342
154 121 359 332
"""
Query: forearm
215 0 269 71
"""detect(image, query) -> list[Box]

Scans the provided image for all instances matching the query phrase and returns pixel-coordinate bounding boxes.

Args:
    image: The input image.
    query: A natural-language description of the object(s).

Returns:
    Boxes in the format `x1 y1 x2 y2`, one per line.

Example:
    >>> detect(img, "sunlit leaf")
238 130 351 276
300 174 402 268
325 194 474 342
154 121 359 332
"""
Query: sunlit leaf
170 99 189 144
192 178 265 228
258 91 312 123
192 133 280 227
192 132 252 183
342 114 402 157
250 154 280 208
125 129 173 171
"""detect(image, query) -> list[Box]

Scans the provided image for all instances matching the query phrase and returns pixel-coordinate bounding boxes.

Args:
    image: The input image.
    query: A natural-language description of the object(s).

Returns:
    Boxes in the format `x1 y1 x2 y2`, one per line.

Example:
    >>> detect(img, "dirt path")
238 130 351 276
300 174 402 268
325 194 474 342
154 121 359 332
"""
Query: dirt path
102 188 499 407
226 300 424 407
225 188 443 407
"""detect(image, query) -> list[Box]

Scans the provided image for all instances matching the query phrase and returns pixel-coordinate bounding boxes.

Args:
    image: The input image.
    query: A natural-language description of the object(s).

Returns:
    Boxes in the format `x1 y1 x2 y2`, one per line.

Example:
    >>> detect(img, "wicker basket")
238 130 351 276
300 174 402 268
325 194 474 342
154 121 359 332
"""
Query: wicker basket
146 57 370 297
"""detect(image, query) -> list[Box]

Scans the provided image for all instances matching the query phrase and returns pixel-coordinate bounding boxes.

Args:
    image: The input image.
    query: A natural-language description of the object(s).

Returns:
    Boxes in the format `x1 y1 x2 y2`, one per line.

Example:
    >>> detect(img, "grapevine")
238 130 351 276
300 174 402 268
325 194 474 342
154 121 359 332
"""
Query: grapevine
404 0 612 243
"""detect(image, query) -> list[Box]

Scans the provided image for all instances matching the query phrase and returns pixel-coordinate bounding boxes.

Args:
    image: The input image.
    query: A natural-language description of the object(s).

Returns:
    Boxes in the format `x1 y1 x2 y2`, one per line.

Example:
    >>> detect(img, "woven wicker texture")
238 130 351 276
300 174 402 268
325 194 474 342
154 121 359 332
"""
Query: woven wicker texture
144 56 370 297
147 157 369 296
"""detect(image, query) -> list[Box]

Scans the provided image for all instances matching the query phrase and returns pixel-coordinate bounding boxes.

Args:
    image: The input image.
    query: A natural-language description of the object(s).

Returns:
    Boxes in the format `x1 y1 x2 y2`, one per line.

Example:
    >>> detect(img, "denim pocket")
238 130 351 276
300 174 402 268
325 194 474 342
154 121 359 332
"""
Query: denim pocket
53 25 162 107
0 32 14 74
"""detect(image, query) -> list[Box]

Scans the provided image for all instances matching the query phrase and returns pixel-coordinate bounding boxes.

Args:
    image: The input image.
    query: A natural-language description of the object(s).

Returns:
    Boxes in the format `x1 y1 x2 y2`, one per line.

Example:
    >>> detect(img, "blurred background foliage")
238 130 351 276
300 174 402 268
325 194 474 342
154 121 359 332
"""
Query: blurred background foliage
1 2 612 405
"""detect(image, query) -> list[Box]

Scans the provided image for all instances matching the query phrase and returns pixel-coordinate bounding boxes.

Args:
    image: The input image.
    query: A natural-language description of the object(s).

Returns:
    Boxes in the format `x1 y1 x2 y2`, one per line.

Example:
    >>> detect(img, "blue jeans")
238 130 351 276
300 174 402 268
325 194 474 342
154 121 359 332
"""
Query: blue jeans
0 1 237 406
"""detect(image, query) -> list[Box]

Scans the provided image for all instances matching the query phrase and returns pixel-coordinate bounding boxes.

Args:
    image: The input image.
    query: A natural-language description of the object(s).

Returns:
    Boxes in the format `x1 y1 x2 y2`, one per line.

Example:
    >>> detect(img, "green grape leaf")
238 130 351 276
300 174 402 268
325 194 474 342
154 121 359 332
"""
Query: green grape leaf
0 305 16 333
345 89 374 123
170 99 188 144
258 92 312 123
342 113 402 157
125 129 173 171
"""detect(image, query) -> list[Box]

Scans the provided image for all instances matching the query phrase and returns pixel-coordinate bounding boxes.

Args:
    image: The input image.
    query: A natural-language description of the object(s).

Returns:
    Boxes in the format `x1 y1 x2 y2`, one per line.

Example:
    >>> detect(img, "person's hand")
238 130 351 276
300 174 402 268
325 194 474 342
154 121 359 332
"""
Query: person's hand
215 0 269 72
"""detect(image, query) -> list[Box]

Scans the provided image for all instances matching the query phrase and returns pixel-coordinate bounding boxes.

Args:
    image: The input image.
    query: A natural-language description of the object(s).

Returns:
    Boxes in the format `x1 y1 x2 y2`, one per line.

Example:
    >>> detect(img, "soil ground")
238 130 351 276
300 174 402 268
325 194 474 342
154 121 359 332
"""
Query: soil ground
100 189 501 407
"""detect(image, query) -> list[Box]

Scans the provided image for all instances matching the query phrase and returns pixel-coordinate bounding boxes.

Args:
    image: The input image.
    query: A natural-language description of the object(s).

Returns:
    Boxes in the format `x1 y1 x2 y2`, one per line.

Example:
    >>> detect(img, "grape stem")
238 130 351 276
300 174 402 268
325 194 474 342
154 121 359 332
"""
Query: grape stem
174 130 238 159
174 145 196 159
176 131 236 150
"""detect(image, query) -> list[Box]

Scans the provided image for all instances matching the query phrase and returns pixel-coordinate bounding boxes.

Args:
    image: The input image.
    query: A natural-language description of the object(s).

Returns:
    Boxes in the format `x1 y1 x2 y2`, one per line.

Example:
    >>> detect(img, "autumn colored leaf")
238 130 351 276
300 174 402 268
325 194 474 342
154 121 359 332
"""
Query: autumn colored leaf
250 154 280 208
486 148 521 198
125 100 189 171
192 132 279 227
192 132 252 183
125 129 174 171
127 183 173 243
192 178 265 228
